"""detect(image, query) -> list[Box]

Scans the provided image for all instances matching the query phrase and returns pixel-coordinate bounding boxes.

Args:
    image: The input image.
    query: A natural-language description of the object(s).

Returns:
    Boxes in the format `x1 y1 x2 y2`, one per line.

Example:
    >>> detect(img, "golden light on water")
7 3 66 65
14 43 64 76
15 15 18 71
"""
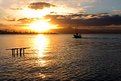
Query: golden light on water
32 34 50 68
38 73 46 79
30 35 50 78
33 35 49 57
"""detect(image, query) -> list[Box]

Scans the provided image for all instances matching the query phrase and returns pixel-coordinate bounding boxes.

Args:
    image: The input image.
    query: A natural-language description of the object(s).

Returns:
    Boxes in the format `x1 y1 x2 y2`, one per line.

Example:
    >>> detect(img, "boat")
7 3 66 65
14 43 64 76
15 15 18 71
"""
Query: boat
73 33 81 38
73 25 82 38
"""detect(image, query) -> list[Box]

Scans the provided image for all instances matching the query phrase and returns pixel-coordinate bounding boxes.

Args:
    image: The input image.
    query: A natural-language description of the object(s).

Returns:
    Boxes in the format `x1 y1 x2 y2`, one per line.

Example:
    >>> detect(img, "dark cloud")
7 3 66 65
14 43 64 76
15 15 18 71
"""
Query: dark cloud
17 18 35 23
45 14 121 27
112 11 121 15
28 2 55 10
0 23 5 26
7 19 16 21
81 15 121 26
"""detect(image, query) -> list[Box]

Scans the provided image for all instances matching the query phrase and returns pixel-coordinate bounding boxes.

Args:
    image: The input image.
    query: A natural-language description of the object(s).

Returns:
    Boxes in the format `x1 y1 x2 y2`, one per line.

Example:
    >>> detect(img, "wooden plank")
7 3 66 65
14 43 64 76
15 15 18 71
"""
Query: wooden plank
6 47 30 50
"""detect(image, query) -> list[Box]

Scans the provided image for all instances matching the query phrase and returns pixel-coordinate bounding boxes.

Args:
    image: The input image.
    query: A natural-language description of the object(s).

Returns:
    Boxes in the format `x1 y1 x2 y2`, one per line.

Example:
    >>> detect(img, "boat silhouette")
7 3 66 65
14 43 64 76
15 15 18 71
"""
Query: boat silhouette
73 33 81 38
73 25 82 38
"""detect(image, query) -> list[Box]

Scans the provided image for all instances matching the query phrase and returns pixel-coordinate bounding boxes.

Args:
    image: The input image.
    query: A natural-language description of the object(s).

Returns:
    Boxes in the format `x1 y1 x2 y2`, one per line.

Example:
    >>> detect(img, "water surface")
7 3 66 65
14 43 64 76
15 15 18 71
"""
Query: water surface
0 34 121 81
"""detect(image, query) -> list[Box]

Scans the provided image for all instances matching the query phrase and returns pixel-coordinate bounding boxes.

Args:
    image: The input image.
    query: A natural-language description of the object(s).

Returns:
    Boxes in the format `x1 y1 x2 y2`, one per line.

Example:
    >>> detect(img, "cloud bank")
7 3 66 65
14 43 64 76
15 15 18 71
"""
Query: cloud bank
16 13 121 27
44 13 121 27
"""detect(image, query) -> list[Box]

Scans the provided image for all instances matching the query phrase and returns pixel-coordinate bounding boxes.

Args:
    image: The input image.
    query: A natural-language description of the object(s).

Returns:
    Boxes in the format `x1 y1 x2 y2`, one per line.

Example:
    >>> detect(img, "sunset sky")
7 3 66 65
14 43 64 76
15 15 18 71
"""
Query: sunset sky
0 0 121 33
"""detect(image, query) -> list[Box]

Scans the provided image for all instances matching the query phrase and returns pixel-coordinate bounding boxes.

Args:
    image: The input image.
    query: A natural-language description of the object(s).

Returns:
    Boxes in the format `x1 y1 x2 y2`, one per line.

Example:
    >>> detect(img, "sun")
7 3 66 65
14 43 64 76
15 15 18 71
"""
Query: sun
28 20 57 32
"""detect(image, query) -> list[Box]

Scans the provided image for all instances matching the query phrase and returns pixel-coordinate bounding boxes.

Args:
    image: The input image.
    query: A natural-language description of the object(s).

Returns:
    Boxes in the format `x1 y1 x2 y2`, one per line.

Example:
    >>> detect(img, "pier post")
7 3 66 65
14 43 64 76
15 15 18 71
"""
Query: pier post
16 49 19 56
12 49 15 57
20 48 22 57
23 48 25 56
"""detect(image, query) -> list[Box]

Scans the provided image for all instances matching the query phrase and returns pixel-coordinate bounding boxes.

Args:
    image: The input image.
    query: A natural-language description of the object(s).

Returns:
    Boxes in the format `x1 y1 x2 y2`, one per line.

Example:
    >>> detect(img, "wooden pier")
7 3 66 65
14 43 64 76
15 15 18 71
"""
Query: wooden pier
6 47 30 57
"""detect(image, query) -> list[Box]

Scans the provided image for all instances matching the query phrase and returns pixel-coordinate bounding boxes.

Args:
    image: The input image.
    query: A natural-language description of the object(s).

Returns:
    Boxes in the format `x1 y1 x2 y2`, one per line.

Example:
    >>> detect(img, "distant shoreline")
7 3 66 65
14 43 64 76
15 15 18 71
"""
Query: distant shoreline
1 32 121 34
0 30 58 35
1 30 121 34
0 33 58 35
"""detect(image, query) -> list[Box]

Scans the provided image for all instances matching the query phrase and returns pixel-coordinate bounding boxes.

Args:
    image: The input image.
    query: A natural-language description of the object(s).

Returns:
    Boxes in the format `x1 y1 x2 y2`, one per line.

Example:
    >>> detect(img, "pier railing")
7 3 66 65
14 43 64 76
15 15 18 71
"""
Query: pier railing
6 47 30 57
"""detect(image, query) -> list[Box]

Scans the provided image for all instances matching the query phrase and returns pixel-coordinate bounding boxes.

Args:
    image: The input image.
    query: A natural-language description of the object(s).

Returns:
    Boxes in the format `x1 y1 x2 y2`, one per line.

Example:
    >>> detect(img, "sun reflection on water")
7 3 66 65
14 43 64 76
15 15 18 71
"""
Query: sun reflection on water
32 35 50 67
32 35 50 78
33 35 49 57
38 73 46 79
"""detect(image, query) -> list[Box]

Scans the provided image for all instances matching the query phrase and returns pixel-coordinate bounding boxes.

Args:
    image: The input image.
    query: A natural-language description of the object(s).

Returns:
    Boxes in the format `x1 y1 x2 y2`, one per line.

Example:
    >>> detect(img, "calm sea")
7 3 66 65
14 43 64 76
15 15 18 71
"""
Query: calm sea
0 34 121 81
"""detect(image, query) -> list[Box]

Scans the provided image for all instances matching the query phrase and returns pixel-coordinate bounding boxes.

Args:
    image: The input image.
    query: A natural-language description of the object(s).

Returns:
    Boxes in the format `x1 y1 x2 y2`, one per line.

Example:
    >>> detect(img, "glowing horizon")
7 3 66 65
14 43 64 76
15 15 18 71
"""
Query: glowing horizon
26 19 58 33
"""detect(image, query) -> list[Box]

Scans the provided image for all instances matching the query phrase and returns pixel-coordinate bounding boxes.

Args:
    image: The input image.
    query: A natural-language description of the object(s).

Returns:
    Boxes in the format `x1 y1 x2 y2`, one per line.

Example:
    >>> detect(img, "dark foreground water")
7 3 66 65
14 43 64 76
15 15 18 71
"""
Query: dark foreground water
0 34 121 81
